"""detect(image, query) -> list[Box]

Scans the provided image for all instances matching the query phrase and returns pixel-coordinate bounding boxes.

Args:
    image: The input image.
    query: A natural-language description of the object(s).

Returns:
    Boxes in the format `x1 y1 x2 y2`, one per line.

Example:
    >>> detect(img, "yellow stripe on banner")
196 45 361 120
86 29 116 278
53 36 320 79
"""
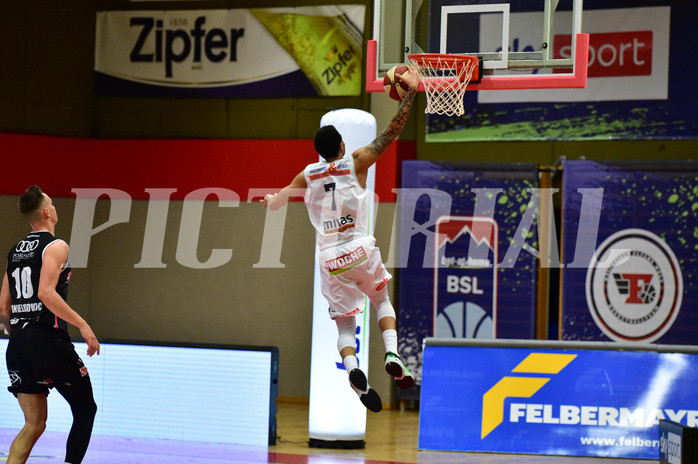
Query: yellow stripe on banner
511 353 577 374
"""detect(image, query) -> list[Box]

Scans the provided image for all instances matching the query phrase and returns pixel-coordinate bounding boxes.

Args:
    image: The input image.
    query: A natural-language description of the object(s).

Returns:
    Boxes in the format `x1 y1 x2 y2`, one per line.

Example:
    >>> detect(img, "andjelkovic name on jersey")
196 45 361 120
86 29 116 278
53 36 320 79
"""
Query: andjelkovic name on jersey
11 302 43 313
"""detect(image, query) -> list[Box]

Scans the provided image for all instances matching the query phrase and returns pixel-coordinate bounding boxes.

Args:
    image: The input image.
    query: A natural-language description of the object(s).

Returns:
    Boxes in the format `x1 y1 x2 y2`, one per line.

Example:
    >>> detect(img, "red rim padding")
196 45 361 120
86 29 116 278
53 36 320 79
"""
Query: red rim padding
408 53 478 68
408 53 481 83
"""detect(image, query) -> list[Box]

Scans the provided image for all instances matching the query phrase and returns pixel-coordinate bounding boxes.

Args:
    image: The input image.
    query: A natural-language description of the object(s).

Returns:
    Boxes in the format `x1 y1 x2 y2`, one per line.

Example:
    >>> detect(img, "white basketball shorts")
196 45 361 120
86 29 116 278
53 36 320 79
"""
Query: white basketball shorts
318 236 392 319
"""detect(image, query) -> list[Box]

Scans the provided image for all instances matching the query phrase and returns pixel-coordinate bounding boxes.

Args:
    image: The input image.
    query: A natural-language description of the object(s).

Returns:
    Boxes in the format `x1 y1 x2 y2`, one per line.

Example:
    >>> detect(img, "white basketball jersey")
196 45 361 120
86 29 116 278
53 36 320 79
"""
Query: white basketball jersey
304 154 369 249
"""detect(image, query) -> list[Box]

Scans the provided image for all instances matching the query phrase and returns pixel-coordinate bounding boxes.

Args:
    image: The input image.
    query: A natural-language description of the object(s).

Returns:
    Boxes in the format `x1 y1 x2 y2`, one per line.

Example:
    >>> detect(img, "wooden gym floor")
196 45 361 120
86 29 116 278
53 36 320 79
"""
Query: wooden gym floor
1 401 657 463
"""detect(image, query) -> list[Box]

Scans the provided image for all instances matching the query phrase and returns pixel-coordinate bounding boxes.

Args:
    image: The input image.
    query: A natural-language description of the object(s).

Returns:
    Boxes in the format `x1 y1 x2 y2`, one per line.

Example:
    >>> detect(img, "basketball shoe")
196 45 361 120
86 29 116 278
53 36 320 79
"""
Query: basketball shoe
348 368 382 413
384 351 414 389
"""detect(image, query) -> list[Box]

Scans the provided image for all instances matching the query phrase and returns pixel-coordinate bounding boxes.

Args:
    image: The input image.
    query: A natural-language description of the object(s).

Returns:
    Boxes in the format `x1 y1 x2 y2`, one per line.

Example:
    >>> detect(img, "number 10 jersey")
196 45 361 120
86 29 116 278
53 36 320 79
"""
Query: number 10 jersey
6 231 71 331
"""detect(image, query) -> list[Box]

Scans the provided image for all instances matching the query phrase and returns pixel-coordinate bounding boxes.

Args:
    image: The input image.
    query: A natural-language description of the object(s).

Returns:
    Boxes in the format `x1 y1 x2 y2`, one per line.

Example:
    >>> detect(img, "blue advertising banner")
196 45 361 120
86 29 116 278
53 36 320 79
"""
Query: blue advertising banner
425 0 698 140
419 339 698 458
397 162 540 398
560 160 698 344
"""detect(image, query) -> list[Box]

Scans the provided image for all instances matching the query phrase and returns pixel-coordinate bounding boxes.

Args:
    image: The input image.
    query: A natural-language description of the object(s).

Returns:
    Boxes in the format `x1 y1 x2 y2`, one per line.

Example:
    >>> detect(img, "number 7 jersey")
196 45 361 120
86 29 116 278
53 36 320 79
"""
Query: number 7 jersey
303 154 370 250
6 231 71 331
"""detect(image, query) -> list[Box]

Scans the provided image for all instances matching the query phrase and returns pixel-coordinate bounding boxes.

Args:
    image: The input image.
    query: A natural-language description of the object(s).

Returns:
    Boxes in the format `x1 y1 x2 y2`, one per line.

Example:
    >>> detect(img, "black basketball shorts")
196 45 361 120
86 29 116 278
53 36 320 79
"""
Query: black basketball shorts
6 323 90 396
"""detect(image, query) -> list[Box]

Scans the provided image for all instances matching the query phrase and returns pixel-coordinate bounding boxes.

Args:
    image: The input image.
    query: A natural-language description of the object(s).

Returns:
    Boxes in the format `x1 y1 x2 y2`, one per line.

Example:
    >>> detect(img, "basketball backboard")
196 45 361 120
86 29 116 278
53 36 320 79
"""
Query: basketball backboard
367 0 588 92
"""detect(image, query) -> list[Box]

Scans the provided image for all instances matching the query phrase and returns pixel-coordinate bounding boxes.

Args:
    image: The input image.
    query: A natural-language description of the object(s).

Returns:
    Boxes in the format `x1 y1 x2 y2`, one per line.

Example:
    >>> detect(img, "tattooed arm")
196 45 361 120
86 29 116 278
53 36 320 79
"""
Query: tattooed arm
353 66 420 187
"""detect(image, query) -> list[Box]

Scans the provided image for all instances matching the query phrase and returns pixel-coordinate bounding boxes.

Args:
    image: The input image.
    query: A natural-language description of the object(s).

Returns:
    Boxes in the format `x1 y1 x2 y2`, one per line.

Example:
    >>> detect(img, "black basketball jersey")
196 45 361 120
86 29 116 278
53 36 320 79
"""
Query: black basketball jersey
5 231 70 331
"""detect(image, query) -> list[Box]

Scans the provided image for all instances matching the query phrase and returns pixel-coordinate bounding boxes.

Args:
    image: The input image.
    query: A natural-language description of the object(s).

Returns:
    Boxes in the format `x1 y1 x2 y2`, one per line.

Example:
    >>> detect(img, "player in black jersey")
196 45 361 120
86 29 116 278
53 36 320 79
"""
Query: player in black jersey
1 186 100 464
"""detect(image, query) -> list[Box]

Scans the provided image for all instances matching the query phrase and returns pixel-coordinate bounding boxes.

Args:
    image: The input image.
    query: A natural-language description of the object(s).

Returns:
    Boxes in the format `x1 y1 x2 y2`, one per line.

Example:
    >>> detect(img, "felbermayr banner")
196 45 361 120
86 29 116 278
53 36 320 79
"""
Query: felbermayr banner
396 162 540 400
560 160 698 344
419 341 698 458
94 6 365 97
425 0 698 140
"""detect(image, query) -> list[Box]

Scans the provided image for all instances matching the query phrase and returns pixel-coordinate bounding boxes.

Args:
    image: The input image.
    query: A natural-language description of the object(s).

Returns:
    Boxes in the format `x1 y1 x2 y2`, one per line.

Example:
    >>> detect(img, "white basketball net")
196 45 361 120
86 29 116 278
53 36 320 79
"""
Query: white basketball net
409 55 477 117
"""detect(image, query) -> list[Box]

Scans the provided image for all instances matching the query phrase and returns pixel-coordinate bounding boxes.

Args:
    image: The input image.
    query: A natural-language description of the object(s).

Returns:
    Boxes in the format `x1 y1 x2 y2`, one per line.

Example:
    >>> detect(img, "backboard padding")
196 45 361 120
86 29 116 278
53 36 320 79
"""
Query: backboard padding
368 0 588 92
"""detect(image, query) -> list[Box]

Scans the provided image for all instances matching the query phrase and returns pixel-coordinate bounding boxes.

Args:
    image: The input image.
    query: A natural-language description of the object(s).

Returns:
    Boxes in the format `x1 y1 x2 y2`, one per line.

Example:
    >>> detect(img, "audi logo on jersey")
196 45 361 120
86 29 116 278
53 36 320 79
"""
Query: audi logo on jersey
15 240 39 253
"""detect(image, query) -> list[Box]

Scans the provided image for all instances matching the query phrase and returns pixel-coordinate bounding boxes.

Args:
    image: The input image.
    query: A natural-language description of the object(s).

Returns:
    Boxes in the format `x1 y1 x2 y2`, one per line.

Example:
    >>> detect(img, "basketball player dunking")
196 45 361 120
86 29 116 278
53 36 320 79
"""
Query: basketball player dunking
263 67 420 412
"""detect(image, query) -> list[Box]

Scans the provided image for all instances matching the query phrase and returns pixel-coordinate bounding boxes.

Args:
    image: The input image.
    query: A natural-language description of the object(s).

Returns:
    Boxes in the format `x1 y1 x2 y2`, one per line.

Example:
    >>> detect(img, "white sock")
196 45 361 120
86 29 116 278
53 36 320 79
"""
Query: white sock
343 355 359 372
382 329 398 354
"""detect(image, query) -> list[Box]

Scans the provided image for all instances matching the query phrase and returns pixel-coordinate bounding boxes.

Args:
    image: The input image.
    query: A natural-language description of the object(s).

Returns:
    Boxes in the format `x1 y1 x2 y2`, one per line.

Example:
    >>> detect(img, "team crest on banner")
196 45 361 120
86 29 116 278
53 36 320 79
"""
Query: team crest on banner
586 229 683 343
561 160 697 344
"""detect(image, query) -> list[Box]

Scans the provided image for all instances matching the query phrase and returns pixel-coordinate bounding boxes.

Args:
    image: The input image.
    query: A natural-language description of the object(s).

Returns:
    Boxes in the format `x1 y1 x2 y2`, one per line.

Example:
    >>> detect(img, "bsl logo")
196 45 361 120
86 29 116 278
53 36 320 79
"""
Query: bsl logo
446 275 483 294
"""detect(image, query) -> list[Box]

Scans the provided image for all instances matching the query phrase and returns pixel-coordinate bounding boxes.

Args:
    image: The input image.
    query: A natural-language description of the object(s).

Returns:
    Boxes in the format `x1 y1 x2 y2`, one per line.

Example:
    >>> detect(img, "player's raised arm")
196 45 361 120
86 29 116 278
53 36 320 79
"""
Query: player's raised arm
262 170 308 211
353 66 420 177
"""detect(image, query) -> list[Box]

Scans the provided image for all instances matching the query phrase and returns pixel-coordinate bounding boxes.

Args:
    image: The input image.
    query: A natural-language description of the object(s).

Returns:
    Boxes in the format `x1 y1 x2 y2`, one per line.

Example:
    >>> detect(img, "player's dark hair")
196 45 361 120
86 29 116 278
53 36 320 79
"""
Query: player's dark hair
314 125 342 161
19 185 46 222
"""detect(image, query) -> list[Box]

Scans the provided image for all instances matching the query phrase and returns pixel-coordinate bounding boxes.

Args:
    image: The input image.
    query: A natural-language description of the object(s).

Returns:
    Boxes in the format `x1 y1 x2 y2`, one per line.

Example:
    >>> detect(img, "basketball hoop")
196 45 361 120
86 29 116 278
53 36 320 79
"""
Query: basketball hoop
408 54 480 117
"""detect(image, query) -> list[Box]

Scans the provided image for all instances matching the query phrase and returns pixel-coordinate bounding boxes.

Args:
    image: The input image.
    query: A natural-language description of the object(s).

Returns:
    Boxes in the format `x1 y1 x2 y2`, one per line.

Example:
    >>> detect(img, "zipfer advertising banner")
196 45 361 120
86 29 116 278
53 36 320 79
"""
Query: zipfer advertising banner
426 0 698 140
95 6 365 97
560 160 698 344
419 340 698 458
397 162 540 399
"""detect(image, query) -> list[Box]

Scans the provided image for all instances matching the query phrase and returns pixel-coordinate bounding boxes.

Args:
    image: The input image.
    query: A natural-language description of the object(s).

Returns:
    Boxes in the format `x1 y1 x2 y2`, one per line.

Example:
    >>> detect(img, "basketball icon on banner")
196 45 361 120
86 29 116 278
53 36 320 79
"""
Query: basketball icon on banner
436 301 493 339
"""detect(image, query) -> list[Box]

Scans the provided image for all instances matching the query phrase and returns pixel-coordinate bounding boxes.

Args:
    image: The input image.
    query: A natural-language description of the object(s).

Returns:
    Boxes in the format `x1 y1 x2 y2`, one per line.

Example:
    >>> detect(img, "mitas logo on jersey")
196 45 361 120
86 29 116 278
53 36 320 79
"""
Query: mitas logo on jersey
586 229 683 343
323 214 354 235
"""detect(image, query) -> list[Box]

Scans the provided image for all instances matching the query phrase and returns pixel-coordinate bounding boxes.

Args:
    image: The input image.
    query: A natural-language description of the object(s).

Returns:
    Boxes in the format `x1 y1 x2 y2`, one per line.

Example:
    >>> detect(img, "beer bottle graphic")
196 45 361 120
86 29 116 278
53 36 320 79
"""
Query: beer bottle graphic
251 7 364 96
